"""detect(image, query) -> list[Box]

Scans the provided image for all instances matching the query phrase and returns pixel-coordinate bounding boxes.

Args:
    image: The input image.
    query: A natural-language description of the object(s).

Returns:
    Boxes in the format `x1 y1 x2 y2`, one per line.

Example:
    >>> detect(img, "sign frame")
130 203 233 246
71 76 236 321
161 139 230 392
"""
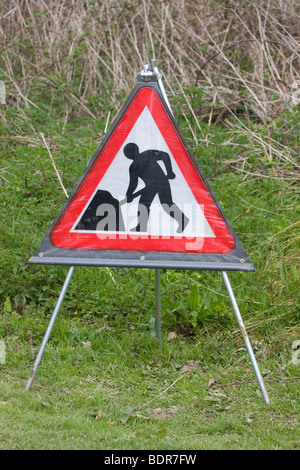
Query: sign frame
28 74 254 272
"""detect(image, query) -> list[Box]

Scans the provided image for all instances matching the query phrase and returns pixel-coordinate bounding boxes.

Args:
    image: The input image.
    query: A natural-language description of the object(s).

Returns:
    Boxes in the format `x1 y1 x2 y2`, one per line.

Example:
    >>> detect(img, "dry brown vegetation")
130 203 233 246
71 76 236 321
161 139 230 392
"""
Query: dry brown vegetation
0 1 299 182
1 1 299 117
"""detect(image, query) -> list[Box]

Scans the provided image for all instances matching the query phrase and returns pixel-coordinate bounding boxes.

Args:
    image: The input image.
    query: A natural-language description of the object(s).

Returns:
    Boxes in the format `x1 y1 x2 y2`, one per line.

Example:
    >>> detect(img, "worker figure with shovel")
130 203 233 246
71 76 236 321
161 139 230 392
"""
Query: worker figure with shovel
123 143 189 233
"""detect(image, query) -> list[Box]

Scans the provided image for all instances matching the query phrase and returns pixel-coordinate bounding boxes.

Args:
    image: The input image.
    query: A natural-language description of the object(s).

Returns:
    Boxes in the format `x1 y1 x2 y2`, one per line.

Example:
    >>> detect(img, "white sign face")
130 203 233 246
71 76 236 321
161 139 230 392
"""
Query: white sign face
71 107 215 239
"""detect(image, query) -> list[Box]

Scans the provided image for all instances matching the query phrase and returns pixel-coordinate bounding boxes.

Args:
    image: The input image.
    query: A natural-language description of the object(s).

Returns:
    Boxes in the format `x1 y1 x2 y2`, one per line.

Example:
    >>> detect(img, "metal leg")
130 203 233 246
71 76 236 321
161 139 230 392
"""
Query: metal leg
151 59 174 117
155 269 162 344
152 60 167 347
221 271 270 405
26 266 75 390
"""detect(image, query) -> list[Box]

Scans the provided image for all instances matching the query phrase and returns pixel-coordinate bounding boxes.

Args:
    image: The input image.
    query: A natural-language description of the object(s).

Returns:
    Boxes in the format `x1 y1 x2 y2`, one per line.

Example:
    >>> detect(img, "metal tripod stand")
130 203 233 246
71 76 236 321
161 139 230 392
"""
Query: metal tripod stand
26 61 269 406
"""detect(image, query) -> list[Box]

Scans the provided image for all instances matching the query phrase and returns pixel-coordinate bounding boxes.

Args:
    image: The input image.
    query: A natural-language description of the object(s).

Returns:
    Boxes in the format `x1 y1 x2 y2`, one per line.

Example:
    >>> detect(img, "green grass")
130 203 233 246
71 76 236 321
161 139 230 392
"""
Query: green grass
1 0 300 451
0 83 299 450
1 320 299 450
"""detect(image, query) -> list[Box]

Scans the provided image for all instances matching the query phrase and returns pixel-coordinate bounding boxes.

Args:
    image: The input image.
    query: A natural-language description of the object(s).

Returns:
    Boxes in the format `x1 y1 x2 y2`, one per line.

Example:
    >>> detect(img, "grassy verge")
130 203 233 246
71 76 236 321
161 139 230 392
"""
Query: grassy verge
1 316 299 450
0 106 299 450
0 0 299 451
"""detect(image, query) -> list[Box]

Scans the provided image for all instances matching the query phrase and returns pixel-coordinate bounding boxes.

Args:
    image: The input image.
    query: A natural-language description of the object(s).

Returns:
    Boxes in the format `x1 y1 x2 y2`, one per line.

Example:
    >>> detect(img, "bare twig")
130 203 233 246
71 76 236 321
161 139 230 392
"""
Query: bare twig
138 374 186 410
40 132 68 198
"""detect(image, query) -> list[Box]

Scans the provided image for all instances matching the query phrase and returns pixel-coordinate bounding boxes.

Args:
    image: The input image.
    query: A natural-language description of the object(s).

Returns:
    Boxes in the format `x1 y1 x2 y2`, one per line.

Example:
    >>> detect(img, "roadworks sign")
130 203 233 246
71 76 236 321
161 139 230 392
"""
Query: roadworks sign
29 74 254 271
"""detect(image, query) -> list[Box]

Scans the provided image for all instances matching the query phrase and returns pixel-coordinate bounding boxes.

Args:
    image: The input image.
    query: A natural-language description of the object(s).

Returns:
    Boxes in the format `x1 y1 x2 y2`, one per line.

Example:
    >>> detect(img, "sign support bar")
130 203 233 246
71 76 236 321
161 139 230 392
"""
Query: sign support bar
221 271 270 405
155 269 162 344
26 266 75 390
151 59 164 346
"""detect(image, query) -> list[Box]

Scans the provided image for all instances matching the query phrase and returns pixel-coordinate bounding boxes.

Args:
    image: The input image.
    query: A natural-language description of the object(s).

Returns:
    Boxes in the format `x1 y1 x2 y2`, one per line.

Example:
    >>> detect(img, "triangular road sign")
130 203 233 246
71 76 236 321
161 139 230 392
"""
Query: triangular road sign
29 74 254 271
